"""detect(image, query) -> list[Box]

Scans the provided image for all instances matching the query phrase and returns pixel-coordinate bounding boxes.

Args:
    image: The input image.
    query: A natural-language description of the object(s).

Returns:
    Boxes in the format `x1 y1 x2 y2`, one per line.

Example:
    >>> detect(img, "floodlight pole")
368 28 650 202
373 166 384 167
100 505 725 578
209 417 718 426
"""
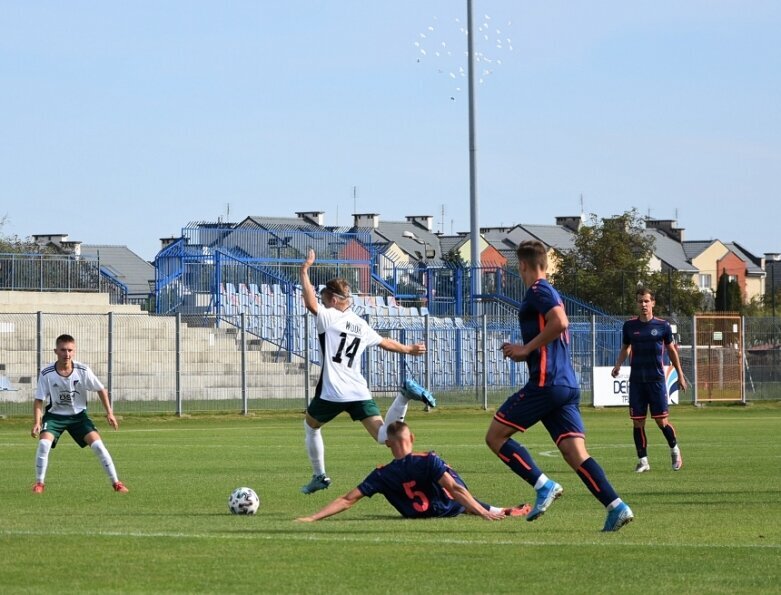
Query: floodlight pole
467 0 481 315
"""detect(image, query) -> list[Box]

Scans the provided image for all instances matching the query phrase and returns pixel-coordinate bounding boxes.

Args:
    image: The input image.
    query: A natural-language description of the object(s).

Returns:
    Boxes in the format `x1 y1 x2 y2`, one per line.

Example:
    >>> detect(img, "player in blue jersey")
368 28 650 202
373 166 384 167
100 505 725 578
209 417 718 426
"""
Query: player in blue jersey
296 421 530 522
485 240 633 531
612 287 687 472
31 334 128 494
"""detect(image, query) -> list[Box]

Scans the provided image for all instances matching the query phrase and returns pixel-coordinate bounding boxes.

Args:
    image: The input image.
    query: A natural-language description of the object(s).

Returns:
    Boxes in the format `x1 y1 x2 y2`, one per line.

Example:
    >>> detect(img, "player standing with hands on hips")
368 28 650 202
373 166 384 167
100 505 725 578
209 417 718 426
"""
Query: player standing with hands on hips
31 333 128 494
485 240 633 531
612 287 687 473
298 249 433 495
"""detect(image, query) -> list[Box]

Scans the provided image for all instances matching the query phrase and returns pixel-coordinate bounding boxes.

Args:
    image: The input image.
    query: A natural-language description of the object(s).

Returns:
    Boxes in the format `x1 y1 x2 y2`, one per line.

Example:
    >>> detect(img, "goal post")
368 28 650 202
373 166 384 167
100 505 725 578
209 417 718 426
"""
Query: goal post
692 314 745 404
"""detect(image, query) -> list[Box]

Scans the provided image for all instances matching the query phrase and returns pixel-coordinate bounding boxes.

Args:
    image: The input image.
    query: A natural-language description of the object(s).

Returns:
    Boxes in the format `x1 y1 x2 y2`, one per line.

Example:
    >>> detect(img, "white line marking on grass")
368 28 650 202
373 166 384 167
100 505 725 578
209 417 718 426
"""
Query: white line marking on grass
2 528 779 550
118 426 291 434
538 444 636 457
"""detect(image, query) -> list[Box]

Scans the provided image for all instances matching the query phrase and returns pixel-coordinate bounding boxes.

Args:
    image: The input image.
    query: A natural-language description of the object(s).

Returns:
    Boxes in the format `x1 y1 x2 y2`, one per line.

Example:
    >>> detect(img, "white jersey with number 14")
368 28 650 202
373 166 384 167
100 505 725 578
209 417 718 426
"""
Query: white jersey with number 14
316 305 383 403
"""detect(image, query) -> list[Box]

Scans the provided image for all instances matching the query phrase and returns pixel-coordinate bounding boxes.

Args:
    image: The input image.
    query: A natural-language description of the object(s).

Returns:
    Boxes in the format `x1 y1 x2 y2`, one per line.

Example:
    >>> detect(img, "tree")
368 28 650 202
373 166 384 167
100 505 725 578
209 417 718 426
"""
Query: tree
0 215 42 253
715 272 743 312
552 209 702 316
644 270 704 316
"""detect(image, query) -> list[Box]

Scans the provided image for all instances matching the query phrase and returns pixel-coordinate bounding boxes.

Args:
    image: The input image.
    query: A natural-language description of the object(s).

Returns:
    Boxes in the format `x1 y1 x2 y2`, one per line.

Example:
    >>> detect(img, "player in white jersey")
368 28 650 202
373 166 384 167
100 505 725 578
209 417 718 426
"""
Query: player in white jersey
31 334 129 494
298 249 433 494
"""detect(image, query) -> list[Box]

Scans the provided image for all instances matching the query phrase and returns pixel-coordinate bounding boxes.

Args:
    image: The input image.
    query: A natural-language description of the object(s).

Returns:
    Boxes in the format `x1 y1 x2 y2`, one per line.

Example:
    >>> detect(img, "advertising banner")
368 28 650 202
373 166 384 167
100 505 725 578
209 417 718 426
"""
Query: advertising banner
593 366 680 407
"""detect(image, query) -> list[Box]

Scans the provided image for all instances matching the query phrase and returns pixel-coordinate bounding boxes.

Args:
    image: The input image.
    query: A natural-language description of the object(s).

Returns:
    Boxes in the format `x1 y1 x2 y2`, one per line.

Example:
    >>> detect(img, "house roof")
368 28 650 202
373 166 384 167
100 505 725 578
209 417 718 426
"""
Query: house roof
241 215 322 230
358 220 443 264
518 224 577 252
681 240 715 261
209 217 371 262
438 235 467 256
644 229 697 272
481 226 536 252
80 245 155 296
683 240 765 276
726 242 765 275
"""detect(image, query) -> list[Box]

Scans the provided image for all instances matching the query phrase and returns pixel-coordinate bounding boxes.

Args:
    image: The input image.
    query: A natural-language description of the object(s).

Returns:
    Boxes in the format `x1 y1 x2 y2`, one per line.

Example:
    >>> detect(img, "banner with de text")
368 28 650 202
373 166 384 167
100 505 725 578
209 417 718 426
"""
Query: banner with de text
593 366 680 407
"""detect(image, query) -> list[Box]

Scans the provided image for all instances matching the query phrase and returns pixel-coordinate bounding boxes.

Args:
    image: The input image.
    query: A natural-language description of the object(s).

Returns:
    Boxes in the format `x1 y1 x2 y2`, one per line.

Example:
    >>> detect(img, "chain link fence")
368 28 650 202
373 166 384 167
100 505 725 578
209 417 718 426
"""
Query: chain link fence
1 312 779 418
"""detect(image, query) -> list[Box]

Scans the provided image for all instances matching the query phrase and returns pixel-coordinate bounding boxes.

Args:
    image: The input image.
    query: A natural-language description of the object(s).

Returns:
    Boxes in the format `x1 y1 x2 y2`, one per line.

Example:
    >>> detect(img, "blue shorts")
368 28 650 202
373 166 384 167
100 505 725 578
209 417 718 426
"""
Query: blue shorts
494 385 585 445
629 380 668 419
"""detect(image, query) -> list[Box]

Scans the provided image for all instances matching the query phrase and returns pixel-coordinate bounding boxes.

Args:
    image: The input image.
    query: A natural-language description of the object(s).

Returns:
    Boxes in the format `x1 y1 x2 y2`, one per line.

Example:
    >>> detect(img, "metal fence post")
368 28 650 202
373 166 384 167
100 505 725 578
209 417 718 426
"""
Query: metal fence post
590 314 596 407
240 313 248 415
481 313 488 410
36 312 43 378
424 313 431 392
692 315 698 405
741 315 747 404
175 312 182 416
107 312 114 405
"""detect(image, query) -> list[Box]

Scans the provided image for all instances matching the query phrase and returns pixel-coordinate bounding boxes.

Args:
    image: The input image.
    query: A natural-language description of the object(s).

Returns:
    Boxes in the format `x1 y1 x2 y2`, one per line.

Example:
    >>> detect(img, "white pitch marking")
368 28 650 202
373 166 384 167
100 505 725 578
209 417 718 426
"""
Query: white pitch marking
1 528 778 550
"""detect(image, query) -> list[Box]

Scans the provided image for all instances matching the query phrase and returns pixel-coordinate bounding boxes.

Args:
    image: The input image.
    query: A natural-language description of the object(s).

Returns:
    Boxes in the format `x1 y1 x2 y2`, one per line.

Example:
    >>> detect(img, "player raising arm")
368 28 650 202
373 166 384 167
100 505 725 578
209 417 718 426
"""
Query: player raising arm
298 249 435 495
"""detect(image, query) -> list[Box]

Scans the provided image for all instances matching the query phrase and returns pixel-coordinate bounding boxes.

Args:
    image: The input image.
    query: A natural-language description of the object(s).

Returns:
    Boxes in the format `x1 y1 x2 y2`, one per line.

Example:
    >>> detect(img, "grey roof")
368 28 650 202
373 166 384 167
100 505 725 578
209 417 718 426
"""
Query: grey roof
215 217 367 261
80 245 155 297
437 235 467 256
359 220 443 264
683 240 765 276
644 229 697 272
682 241 713 261
518 224 577 252
483 223 696 273
241 215 321 230
482 224 576 252
481 224 575 263
727 242 764 275
481 227 537 250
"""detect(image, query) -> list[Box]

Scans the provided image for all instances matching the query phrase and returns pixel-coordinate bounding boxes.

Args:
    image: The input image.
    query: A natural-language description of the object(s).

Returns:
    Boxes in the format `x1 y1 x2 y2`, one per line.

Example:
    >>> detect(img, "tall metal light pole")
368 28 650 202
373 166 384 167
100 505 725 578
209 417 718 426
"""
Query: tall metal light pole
467 0 481 315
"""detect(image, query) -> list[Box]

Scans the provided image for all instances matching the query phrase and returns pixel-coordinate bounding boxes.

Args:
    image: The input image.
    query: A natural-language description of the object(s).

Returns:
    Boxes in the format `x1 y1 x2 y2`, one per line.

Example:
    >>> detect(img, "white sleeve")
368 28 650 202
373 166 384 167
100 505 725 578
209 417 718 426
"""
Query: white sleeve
81 365 105 392
34 371 48 401
362 321 383 348
316 305 331 334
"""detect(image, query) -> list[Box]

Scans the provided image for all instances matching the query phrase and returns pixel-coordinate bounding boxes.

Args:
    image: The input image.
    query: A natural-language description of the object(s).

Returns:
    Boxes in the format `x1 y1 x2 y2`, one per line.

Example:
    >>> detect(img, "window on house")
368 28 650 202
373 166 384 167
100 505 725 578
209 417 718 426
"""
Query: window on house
698 273 712 289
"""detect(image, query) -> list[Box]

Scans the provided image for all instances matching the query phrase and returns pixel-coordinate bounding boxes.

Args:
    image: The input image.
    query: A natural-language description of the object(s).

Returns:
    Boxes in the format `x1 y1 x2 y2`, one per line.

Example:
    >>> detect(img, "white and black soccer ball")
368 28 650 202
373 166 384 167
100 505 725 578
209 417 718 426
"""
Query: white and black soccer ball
228 487 260 515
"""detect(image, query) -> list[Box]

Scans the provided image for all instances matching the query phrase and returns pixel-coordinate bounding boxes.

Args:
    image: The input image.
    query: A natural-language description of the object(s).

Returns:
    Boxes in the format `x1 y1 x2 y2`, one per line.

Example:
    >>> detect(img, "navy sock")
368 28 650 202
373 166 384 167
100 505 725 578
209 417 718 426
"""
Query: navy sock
498 439 542 486
633 427 647 458
662 423 677 448
576 457 619 507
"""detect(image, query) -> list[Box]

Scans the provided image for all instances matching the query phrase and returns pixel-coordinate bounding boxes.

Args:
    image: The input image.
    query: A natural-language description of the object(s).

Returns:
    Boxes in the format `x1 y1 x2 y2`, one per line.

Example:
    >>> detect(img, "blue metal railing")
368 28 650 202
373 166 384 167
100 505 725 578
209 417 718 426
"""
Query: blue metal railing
153 225 617 323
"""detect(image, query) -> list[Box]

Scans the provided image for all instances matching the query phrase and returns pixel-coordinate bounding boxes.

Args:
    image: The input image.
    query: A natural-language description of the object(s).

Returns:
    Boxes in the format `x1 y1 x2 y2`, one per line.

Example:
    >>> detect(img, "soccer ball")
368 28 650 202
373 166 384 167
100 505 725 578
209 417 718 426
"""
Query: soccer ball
228 487 260 515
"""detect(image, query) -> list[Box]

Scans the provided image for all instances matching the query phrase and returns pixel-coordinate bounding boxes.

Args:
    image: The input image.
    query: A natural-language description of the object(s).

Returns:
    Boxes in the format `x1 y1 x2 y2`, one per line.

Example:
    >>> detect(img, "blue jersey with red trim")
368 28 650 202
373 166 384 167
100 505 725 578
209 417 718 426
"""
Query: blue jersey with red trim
518 279 578 389
621 317 674 383
357 452 466 518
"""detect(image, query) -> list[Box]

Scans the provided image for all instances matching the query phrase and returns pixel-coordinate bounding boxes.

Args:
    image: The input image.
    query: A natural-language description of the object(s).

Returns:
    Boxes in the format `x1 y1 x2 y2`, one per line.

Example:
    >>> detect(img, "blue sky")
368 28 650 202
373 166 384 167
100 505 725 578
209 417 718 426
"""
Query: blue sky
1 1 779 261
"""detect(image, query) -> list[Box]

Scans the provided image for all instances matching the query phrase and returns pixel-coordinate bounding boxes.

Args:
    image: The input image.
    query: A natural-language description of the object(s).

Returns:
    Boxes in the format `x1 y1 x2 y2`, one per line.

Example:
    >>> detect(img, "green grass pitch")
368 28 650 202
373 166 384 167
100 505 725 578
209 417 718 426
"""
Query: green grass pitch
1 403 780 594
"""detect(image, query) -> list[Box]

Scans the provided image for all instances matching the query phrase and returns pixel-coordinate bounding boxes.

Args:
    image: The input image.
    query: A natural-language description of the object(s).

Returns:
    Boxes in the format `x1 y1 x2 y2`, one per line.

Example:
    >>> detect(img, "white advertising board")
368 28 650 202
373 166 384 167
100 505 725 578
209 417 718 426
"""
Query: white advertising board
593 366 680 407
